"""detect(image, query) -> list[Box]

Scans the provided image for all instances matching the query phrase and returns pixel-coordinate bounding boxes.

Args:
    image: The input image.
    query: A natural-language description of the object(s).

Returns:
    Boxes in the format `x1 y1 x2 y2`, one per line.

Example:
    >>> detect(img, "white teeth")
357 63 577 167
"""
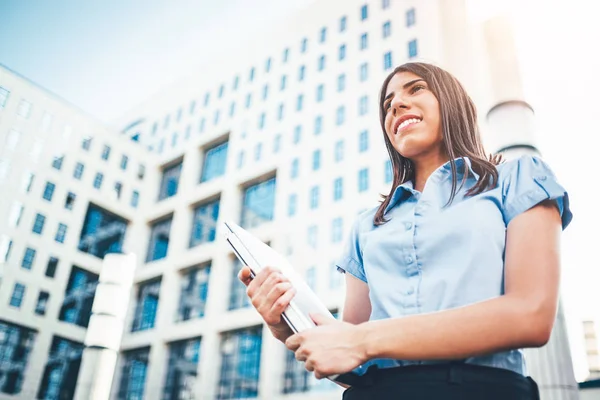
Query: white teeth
396 118 421 134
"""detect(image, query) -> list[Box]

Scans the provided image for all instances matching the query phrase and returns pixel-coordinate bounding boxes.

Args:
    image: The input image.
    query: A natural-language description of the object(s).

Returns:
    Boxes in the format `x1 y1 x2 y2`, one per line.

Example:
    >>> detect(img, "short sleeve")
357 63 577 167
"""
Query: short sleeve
500 155 572 229
334 218 367 283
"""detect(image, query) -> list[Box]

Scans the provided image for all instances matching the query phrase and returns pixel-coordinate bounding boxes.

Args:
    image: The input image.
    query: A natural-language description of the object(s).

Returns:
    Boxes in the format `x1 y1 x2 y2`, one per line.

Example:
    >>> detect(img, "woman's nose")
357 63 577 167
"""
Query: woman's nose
391 97 409 116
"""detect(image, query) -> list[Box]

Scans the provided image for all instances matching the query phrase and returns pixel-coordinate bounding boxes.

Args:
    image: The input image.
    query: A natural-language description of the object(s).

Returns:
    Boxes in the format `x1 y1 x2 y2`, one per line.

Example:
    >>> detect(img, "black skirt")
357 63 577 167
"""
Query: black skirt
341 363 540 400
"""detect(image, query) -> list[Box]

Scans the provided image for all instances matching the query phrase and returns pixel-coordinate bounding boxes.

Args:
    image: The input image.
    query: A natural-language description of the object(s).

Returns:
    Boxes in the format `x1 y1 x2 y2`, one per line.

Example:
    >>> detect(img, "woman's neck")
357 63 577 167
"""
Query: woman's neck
412 153 449 192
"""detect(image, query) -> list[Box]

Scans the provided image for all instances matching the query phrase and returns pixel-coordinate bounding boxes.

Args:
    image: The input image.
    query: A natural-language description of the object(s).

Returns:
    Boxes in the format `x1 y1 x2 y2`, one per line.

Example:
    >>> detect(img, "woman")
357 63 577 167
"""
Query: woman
239 62 572 399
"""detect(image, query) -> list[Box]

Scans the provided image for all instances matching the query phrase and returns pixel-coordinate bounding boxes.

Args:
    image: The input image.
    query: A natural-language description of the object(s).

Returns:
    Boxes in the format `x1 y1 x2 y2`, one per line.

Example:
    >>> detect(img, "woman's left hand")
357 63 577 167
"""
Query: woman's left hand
285 313 369 379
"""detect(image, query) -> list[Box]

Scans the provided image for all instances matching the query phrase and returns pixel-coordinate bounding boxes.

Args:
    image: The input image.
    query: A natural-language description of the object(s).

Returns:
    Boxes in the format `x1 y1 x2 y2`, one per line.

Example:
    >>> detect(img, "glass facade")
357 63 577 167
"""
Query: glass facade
118 347 150 400
131 280 161 332
159 162 182 200
217 326 262 399
58 266 98 328
177 264 211 321
190 199 220 247
0 321 36 395
163 338 201 399
78 204 128 258
146 217 172 262
37 336 83 400
21 247 36 269
240 177 276 229
229 259 250 310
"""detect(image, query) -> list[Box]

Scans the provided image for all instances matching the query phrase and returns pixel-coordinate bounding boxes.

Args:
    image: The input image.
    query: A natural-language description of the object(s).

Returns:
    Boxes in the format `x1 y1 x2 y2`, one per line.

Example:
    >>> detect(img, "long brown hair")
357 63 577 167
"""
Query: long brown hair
375 62 501 225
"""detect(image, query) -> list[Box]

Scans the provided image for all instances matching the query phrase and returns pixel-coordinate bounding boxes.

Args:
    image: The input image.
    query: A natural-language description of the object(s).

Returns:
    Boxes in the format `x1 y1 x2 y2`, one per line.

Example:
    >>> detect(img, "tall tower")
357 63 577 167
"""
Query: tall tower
483 15 580 400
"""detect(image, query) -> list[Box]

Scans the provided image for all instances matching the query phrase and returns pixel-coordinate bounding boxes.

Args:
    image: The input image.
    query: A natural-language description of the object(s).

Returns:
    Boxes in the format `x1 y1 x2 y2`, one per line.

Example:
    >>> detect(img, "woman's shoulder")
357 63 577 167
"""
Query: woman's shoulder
496 154 558 185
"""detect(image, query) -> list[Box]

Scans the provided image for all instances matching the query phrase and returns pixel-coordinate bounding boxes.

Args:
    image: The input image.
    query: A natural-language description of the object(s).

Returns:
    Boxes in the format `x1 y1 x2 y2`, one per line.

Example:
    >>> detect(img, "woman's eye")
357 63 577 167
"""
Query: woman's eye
411 85 425 94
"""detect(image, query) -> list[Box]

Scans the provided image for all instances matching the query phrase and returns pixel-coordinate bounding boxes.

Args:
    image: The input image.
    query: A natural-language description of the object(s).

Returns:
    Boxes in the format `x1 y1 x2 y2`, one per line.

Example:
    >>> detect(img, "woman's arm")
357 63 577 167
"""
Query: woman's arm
358 200 561 361
343 274 372 325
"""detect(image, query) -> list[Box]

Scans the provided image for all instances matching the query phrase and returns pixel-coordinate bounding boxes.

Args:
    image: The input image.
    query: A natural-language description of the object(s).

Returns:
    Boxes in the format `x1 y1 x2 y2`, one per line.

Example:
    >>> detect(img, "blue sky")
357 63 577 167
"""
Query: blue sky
0 0 313 123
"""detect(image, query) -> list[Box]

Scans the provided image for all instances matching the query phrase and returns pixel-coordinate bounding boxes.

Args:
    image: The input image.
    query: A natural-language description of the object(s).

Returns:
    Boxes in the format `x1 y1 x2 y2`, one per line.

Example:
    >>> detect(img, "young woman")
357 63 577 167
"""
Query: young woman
238 62 572 399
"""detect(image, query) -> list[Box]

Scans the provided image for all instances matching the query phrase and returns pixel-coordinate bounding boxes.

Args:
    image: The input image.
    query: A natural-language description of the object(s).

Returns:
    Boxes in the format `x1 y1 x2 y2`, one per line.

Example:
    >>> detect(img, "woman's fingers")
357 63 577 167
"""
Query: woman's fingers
263 284 296 325
238 265 253 286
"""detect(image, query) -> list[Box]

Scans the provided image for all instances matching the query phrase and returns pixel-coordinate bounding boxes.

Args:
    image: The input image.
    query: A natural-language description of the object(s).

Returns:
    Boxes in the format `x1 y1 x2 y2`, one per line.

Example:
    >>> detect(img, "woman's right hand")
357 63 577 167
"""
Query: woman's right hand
238 265 296 342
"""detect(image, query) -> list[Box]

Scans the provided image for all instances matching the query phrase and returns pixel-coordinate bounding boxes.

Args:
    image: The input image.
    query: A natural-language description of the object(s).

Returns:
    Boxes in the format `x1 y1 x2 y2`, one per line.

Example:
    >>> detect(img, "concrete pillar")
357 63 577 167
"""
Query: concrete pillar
73 253 137 400
483 14 579 400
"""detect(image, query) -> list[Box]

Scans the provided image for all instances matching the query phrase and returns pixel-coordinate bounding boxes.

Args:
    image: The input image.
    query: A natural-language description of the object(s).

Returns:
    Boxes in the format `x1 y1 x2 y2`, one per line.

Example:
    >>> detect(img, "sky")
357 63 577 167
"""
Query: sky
1 0 599 382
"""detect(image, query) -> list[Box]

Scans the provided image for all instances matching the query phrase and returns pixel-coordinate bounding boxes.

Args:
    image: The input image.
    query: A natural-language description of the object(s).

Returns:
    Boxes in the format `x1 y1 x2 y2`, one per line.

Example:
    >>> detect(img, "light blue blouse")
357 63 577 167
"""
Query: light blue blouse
336 154 572 376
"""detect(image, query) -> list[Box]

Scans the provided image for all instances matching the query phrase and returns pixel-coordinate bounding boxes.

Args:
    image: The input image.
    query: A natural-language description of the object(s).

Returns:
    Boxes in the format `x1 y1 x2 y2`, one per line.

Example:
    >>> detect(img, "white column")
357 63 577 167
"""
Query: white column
483 14 579 400
73 253 137 400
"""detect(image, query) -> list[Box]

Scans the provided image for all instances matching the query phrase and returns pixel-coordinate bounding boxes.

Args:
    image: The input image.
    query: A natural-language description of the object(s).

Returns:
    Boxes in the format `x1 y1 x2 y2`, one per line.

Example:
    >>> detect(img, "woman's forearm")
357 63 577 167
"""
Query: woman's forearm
358 294 554 361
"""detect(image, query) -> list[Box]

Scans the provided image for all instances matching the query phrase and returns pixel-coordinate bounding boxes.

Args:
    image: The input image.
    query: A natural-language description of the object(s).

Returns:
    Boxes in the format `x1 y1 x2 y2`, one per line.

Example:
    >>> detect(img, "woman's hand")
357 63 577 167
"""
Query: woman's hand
285 313 369 379
238 265 296 342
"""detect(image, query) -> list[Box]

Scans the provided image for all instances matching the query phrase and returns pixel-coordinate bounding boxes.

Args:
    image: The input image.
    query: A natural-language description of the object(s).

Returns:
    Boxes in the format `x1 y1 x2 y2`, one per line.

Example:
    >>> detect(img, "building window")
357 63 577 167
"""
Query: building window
298 65 306 81
131 280 161 332
58 266 98 327
334 177 343 201
0 236 12 263
360 33 368 50
359 95 369 116
177 265 211 321
277 103 285 120
301 37 308 53
319 27 327 43
119 155 128 170
164 114 171 129
293 125 302 144
21 247 36 270
131 190 139 208
146 217 172 262
229 258 251 310
338 74 346 92
318 55 326 71
163 338 201 398
383 21 391 38
46 257 58 277
32 213 45 234
340 16 347 32
35 291 50 315
201 142 228 183
336 106 345 125
93 172 103 189
37 337 83 399
0 87 9 108
258 112 266 130
359 130 369 152
17 99 31 119
117 348 150 400
296 94 304 111
408 39 418 58
219 84 225 98
339 44 346 61
360 62 369 81
64 192 76 210
358 168 369 192
101 145 111 161
8 202 23 227
9 283 25 308
82 136 92 151
291 158 299 179
265 57 272 73
254 143 262 161
237 151 245 169
384 51 393 70
361 4 368 20
42 182 55 201
0 321 36 395
190 99 197 114
262 84 269 101
385 159 393 183
314 115 323 135
78 204 128 258
383 0 390 8
233 75 240 90
217 326 262 399
307 225 318 248
199 117 206 132
249 67 255 82
280 75 287 91
310 186 320 209
241 177 276 229
335 140 344 162
52 155 64 170
138 164 145 180
288 194 297 217
190 199 220 247
159 162 182 200
316 84 324 102
55 223 68 244
214 110 221 125
283 48 289 63
229 101 236 117
245 93 252 109
312 150 321 171
273 134 281 153
332 217 343 243
73 162 84 180
406 7 416 27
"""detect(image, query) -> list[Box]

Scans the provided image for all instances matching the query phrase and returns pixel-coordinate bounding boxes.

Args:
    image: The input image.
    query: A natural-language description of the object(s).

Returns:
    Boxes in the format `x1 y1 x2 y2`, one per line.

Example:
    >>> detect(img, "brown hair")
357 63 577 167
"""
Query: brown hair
375 62 501 225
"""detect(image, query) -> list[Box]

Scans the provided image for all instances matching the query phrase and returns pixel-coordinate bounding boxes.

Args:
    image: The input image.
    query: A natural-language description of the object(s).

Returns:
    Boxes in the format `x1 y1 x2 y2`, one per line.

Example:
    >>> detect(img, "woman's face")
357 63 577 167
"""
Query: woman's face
382 71 443 160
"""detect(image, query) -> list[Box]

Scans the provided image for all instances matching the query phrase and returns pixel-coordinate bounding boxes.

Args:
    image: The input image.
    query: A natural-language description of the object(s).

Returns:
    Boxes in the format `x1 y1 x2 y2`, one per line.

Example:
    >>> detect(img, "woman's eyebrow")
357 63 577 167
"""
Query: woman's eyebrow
384 79 426 104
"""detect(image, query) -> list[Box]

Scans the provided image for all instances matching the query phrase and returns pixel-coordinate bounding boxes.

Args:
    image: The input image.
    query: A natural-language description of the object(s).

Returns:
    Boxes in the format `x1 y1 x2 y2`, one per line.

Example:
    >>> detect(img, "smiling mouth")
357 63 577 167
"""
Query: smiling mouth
395 118 422 135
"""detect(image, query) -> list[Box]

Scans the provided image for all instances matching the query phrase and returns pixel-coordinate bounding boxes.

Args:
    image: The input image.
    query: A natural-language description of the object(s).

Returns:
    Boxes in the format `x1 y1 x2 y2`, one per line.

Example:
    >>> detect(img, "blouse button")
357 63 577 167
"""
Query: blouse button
406 286 415 295
405 222 413 230
405 256 413 264
538 175 547 181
